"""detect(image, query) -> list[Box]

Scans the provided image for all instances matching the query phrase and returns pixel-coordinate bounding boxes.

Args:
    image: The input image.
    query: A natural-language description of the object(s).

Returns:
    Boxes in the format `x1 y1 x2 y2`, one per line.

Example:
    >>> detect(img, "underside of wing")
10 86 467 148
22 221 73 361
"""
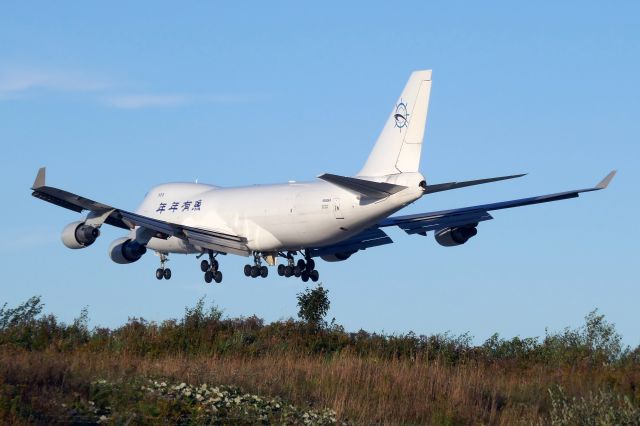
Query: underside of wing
308 228 393 259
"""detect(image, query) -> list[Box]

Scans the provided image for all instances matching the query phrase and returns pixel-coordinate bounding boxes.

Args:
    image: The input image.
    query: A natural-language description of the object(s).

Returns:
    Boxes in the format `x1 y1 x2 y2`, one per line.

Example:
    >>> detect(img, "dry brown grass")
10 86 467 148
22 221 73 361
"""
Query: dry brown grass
3 348 637 425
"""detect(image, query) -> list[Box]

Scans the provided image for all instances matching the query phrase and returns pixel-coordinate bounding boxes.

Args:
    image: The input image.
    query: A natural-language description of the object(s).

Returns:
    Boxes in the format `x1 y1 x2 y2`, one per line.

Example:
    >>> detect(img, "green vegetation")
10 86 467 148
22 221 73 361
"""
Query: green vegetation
1 290 639 424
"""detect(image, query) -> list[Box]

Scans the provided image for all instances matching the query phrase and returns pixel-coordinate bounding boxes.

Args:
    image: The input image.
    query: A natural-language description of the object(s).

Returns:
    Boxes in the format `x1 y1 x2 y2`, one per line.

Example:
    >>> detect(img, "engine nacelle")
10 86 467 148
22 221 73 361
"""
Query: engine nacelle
109 237 147 264
320 251 355 262
61 221 100 249
435 226 478 247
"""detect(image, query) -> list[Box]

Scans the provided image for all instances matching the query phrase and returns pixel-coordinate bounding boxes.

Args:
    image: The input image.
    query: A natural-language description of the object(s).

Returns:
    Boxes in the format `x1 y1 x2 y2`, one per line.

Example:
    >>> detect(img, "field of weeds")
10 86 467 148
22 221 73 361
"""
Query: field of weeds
1 294 639 424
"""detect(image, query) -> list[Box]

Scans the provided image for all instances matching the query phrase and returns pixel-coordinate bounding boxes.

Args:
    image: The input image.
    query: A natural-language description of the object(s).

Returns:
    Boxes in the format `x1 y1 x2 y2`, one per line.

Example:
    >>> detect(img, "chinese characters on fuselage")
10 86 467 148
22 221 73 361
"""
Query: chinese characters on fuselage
156 200 202 214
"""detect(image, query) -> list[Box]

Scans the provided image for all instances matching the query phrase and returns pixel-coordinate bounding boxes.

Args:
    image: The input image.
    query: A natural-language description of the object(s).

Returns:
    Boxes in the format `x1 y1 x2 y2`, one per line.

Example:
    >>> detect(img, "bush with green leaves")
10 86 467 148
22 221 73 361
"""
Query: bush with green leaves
296 285 331 329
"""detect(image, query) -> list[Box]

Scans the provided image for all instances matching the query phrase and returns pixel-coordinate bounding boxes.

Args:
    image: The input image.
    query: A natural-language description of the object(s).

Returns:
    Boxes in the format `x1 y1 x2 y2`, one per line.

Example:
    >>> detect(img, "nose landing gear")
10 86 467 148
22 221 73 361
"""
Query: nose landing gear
155 253 171 280
200 251 222 284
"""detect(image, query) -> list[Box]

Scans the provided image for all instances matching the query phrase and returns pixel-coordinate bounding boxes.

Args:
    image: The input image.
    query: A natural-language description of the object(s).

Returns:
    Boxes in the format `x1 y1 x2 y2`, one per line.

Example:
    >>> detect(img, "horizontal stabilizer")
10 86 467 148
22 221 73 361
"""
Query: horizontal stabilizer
422 174 526 195
318 173 407 198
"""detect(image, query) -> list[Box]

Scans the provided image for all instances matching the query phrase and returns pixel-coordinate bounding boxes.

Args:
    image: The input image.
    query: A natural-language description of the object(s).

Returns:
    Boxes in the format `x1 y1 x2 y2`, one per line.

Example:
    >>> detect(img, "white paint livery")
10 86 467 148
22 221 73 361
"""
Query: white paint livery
31 70 615 283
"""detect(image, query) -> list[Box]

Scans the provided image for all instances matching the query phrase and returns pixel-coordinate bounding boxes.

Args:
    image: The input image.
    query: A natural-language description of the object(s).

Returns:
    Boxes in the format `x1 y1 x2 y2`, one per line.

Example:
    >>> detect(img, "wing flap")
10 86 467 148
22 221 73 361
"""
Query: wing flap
308 228 393 257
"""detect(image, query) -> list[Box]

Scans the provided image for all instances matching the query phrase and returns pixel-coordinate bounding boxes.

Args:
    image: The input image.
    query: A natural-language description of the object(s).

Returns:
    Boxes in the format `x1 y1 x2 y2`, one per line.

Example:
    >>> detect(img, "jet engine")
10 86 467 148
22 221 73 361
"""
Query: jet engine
61 221 100 249
320 251 355 262
435 225 478 247
109 237 147 264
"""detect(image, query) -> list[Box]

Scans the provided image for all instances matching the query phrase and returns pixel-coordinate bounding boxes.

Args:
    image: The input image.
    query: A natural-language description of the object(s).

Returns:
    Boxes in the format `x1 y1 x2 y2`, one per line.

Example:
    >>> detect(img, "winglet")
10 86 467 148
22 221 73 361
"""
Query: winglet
595 170 616 190
32 167 46 189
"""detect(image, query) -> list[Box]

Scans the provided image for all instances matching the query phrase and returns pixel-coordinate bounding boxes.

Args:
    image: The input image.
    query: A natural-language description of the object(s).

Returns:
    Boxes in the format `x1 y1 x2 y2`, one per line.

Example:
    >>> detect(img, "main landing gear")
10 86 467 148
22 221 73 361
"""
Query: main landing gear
155 253 171 280
200 250 222 284
244 252 268 279
277 251 319 282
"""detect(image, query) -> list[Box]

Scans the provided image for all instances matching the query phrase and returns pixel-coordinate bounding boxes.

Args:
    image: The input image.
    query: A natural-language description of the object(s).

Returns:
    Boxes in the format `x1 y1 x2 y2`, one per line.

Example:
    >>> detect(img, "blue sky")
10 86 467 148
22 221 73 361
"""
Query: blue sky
1 2 638 344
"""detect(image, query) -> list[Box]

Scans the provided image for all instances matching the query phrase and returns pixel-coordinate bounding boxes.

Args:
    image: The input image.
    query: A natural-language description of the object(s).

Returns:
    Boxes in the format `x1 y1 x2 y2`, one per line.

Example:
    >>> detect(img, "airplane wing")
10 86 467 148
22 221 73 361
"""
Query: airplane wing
378 170 617 236
31 168 250 256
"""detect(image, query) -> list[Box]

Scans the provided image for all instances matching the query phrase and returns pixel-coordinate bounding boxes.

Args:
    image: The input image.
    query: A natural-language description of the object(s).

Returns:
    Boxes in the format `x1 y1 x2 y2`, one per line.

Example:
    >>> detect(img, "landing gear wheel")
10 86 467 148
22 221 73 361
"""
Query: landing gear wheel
297 259 306 269
250 265 260 278
306 258 315 271
211 259 219 272
244 264 252 277
260 266 268 278
163 268 172 280
204 270 213 283
293 266 302 277
301 271 309 282
277 264 285 276
200 260 210 272
156 268 164 280
310 270 319 282
284 266 293 277
214 271 223 283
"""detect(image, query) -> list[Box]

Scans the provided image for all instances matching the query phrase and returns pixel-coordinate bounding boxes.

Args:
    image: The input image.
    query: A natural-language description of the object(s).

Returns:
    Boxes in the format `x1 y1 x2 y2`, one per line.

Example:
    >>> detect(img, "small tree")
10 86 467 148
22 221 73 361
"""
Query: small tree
296 285 330 329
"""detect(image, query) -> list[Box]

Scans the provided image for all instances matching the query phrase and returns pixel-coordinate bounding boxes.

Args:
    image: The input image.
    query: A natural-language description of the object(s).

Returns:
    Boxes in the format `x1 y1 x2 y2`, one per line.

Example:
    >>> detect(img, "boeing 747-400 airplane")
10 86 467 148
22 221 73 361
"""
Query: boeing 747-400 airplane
31 70 615 283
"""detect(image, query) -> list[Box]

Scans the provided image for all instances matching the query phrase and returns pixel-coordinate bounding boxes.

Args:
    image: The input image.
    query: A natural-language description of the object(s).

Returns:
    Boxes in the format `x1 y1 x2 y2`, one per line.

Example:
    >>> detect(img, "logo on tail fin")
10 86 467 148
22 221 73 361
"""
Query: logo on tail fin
393 99 409 131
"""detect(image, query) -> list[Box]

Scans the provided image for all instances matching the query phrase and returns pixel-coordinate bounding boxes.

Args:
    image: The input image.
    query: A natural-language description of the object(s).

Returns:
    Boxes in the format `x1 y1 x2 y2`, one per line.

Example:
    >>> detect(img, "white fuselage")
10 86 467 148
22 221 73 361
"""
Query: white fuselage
138 172 425 256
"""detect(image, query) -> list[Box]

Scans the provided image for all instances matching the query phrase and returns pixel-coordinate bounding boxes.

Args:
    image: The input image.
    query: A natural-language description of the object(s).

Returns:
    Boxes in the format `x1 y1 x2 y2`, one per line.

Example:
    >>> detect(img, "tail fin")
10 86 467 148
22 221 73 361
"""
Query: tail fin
358 70 432 177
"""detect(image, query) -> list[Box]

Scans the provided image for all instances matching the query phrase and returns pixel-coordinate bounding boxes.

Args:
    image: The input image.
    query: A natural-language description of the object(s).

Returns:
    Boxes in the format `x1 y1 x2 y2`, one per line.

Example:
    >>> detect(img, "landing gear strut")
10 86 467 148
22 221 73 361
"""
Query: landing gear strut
244 252 268 279
155 253 171 280
277 250 319 282
200 250 222 284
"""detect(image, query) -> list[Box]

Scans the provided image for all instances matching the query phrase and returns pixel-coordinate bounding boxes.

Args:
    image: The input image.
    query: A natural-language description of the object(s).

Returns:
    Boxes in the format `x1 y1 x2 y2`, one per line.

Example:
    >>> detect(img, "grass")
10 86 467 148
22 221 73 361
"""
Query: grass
1 295 639 424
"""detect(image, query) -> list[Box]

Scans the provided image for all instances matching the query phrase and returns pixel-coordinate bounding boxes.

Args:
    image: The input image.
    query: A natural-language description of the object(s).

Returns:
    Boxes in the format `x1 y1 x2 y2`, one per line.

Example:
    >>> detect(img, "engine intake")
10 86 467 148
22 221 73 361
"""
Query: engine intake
61 221 100 249
109 237 147 264
435 225 478 247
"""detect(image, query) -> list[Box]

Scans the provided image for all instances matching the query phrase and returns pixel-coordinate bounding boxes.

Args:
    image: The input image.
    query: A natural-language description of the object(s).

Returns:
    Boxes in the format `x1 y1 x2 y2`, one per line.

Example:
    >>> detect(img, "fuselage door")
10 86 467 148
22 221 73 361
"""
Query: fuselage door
332 198 344 219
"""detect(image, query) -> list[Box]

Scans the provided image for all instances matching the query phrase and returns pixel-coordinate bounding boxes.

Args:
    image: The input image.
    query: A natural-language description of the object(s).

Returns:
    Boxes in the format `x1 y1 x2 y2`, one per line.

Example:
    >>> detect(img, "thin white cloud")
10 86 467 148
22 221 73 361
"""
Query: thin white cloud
0 229 59 253
0 67 267 109
104 93 267 109
0 69 109 94
104 94 191 109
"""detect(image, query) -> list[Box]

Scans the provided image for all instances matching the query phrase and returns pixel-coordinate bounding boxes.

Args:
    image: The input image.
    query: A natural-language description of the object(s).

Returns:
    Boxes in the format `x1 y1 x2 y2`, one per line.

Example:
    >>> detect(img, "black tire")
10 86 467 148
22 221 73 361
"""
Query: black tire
244 264 252 277
284 266 293 277
204 270 213 283
301 271 309 282
293 266 302 277
211 259 219 271
260 266 268 278
163 268 172 280
310 270 319 282
297 259 306 269
156 268 164 280
277 264 285 276
250 265 259 278
306 258 315 271
200 260 210 272
214 271 223 283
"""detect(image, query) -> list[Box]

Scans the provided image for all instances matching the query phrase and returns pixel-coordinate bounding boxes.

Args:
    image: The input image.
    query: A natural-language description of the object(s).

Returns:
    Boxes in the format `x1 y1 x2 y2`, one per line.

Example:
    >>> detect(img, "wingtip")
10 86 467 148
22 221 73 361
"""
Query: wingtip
32 167 46 189
596 170 617 190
